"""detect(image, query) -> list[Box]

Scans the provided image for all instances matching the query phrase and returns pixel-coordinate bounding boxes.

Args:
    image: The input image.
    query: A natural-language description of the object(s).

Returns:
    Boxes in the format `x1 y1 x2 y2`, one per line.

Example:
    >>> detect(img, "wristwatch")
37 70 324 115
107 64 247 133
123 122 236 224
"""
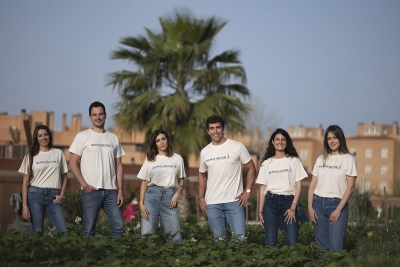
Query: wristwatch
246 189 251 193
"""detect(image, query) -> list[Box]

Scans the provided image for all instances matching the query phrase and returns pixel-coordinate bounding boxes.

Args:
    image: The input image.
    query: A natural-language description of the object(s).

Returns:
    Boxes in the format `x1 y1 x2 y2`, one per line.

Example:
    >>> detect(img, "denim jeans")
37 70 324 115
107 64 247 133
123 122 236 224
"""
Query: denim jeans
141 186 181 243
262 192 298 246
27 186 67 233
81 189 124 238
312 194 348 251
207 201 246 242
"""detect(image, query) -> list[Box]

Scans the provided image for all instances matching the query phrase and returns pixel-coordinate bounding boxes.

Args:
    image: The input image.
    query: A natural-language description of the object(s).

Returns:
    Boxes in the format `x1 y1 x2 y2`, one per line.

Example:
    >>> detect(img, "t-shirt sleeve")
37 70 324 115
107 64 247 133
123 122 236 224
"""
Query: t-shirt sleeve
137 159 150 181
238 142 252 164
114 136 125 159
69 133 83 156
177 155 186 179
60 151 68 174
255 162 268 185
345 155 357 178
198 151 207 173
311 156 321 177
18 154 30 175
294 157 308 181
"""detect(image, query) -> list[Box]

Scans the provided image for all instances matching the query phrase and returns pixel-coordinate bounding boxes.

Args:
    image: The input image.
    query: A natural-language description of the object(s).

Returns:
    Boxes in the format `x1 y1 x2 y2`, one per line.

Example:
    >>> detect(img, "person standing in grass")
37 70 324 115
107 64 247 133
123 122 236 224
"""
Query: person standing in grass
69 101 125 238
256 128 308 247
198 115 256 242
19 125 68 234
138 129 185 243
308 125 357 251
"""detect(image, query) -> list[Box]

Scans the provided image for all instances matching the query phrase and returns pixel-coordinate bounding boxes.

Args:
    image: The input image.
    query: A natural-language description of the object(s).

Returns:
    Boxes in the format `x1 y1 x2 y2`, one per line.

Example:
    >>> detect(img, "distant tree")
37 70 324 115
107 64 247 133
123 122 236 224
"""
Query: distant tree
108 8 251 217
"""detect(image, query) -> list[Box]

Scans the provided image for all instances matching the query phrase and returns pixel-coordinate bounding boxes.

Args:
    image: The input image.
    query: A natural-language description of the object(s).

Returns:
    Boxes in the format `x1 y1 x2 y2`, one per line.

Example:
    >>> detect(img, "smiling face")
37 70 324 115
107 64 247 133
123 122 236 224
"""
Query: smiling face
89 106 106 129
327 131 340 154
272 133 287 153
207 122 225 145
37 129 50 149
155 133 168 155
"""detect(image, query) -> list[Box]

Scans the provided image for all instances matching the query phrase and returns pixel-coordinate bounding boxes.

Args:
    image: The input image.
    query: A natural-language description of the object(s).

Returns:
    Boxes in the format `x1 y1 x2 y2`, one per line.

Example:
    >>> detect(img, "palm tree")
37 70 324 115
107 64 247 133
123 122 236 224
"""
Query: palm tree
108 8 251 218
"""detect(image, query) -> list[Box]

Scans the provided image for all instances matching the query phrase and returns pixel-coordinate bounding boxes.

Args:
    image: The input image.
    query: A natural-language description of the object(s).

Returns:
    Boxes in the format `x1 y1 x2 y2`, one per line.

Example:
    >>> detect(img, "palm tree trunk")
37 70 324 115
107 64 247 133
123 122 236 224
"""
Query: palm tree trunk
178 155 191 219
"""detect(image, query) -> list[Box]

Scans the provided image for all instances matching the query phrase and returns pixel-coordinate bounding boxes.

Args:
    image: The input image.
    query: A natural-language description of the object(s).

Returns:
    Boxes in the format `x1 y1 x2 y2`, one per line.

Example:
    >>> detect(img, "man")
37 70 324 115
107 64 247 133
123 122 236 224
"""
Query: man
69 101 125 237
198 115 256 242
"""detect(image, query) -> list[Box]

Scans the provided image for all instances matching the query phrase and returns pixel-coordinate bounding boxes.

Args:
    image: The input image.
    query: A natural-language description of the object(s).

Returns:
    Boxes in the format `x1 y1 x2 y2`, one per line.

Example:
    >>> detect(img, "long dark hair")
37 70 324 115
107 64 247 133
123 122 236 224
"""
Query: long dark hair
261 128 299 164
146 129 173 161
322 125 350 166
27 125 53 180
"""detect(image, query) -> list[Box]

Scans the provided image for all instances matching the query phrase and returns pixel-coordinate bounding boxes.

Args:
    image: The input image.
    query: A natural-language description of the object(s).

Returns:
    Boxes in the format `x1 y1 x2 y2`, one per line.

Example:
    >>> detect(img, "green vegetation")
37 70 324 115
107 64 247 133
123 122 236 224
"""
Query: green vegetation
1 219 400 266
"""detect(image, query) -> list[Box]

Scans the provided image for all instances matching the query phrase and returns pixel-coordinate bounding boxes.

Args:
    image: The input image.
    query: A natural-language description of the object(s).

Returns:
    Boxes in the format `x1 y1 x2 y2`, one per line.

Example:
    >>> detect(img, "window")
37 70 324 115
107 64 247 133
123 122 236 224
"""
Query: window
379 182 388 193
292 130 303 137
365 148 372 158
381 148 388 158
0 145 10 159
12 145 28 159
300 149 308 159
364 165 372 174
135 144 143 152
364 127 379 134
380 165 388 175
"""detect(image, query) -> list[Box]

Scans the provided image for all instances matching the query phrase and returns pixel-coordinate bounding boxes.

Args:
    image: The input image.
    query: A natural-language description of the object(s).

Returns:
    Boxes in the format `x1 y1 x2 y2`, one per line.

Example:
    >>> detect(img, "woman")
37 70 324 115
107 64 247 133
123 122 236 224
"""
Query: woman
256 128 307 246
18 125 68 233
308 125 357 251
138 130 185 243
123 194 138 222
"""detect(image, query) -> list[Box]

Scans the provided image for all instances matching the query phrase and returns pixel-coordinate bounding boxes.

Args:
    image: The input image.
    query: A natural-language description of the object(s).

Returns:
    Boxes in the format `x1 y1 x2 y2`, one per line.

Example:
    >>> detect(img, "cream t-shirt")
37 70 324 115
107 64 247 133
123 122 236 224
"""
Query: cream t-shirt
199 139 252 205
312 153 357 199
256 156 308 195
69 129 125 189
137 153 186 188
18 148 68 189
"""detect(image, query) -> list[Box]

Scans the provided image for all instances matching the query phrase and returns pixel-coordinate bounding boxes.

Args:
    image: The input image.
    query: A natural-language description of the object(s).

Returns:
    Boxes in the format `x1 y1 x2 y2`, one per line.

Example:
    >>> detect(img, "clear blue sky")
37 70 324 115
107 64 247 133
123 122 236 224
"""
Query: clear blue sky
1 0 399 135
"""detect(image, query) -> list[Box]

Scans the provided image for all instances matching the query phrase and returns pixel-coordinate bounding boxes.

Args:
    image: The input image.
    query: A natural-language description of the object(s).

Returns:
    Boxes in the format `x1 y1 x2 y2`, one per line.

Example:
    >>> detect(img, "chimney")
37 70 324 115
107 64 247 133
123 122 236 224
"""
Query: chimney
62 114 67 131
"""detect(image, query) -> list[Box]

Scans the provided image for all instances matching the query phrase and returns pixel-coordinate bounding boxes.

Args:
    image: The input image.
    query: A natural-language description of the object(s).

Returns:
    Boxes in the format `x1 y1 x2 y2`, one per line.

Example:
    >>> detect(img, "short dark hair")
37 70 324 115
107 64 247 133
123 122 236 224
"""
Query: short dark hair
89 101 106 115
206 115 225 129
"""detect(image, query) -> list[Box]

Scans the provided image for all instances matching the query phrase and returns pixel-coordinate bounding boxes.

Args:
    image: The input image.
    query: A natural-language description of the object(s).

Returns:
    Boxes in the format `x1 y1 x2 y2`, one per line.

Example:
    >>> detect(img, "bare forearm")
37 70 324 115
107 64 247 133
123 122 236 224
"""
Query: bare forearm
22 175 29 207
60 173 68 196
139 180 148 205
308 177 317 208
336 177 356 211
198 173 207 198
291 181 302 210
259 185 267 212
244 160 256 190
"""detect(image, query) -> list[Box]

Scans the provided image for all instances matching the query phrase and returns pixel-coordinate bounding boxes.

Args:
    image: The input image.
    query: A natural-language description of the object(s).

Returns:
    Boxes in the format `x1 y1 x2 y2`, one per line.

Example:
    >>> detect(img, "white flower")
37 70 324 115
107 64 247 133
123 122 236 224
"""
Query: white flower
218 237 223 241
75 216 81 224
200 216 205 221
191 237 197 243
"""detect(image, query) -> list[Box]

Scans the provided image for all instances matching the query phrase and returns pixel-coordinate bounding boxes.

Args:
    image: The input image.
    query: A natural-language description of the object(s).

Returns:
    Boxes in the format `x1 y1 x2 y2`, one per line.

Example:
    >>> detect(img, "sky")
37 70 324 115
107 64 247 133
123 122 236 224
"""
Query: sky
1 0 399 136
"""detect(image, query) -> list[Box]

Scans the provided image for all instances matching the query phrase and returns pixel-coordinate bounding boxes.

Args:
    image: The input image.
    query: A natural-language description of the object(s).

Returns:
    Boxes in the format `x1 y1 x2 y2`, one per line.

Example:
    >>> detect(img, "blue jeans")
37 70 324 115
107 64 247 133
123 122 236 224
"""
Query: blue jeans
262 192 298 246
27 186 67 233
207 201 246 242
312 194 348 251
81 189 124 238
141 186 181 243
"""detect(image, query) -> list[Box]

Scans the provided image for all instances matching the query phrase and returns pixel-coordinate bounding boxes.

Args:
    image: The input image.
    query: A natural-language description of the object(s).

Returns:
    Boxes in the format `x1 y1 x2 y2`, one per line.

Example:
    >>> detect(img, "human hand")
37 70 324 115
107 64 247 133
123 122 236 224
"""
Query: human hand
199 197 207 212
170 193 180 210
83 184 97 193
284 208 296 224
53 195 64 205
235 192 250 207
259 213 265 229
329 208 341 223
140 204 149 220
117 191 124 208
22 207 30 221
308 206 318 224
